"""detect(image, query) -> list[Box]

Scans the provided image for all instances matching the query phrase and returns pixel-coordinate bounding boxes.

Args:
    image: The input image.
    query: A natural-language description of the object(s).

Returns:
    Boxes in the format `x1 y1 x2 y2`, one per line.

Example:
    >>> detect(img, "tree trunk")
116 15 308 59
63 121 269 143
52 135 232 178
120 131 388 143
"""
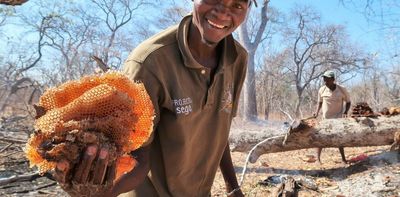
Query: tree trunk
295 88 304 117
264 79 273 120
243 49 258 121
229 116 400 163
238 0 272 121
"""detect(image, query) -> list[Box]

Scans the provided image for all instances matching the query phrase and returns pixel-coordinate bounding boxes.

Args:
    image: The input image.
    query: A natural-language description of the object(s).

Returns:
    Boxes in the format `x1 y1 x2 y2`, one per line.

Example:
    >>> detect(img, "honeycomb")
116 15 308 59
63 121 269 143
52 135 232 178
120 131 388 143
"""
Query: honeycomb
25 71 154 179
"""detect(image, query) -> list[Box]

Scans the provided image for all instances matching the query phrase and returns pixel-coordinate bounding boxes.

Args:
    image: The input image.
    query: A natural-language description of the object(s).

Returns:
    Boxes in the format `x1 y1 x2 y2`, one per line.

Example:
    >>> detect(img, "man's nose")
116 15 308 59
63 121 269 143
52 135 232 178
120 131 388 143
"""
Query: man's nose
214 0 234 18
215 2 229 14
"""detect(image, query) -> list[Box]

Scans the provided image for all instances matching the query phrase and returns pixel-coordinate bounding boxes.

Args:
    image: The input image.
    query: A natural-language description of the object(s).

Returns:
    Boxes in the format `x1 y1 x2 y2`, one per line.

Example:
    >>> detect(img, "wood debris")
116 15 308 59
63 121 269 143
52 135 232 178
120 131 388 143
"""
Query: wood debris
380 106 400 116
351 102 377 117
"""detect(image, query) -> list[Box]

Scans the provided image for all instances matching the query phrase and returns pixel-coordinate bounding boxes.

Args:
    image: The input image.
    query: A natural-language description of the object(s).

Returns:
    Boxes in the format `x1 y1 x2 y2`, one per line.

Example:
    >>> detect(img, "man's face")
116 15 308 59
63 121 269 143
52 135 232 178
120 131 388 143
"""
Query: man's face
323 77 335 86
192 0 249 46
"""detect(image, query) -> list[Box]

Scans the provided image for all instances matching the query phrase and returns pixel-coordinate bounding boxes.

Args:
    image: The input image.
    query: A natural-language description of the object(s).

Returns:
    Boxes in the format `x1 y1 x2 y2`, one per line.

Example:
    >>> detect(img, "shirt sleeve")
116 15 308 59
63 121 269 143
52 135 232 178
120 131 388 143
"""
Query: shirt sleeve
317 87 323 103
122 58 162 147
342 86 351 103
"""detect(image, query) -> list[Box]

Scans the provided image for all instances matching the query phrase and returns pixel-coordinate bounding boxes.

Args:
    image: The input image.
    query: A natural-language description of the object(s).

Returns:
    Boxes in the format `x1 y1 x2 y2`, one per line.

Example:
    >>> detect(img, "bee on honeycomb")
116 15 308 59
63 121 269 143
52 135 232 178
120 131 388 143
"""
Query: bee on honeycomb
25 71 154 196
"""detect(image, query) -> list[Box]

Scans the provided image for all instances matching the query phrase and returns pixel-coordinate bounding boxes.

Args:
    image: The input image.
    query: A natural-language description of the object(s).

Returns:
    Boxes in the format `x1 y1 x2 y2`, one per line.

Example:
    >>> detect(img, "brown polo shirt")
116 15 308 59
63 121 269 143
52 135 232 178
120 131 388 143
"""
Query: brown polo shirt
121 15 248 197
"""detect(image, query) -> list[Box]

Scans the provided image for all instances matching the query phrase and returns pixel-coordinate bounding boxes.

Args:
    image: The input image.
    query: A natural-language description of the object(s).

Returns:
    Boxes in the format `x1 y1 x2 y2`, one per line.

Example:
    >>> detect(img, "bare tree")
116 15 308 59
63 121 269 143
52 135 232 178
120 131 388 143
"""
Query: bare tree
282 6 367 117
40 7 98 82
15 0 154 84
238 0 275 121
0 0 167 115
156 3 190 30
339 0 400 59
383 67 400 104
89 0 147 68
345 65 394 113
257 49 293 120
16 13 56 73
15 1 91 85
340 0 400 30
0 50 43 113
0 7 61 112
0 6 11 26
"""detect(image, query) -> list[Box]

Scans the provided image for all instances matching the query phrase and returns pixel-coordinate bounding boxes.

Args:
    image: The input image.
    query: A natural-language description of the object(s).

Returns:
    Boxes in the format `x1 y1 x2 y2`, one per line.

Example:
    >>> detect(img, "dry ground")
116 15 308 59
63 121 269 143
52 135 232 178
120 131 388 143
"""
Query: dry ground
212 147 400 197
0 116 399 196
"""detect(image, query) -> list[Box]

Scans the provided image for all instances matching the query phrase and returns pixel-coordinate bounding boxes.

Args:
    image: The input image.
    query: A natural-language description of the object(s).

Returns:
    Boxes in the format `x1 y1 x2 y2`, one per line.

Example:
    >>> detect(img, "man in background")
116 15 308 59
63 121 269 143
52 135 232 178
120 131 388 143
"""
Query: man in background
313 70 351 163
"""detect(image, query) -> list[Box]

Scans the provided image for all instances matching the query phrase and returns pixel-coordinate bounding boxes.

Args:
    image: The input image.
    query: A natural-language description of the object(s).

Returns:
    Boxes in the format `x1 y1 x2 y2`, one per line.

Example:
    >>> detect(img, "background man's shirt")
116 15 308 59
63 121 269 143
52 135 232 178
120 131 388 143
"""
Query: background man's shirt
318 84 350 119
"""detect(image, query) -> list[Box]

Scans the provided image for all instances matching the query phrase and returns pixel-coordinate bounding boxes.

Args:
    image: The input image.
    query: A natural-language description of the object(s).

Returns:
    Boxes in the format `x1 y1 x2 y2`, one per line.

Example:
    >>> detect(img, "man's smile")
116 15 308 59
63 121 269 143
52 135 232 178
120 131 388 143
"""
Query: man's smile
207 19 227 29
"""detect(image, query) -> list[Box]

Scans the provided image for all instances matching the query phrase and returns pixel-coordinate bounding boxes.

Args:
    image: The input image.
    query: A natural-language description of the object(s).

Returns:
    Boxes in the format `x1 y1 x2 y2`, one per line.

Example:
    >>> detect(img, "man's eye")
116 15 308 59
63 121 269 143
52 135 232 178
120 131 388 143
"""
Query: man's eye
233 3 243 9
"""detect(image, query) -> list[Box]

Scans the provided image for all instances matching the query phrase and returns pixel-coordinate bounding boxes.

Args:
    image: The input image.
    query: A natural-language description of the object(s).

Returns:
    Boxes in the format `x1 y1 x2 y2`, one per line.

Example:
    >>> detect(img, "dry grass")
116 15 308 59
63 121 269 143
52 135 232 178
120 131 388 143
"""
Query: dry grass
212 146 400 196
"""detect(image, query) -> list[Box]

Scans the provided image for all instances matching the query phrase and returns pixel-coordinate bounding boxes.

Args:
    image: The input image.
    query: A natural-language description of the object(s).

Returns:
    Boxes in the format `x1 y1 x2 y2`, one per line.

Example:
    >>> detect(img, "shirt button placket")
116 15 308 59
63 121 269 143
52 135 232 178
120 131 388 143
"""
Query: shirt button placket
199 68 212 108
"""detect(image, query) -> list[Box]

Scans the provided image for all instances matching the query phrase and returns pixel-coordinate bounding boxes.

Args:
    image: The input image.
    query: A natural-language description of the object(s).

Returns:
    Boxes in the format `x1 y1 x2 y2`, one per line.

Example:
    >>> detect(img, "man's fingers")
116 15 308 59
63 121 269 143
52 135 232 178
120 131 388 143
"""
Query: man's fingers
92 147 110 184
54 160 71 184
73 145 98 183
105 162 116 184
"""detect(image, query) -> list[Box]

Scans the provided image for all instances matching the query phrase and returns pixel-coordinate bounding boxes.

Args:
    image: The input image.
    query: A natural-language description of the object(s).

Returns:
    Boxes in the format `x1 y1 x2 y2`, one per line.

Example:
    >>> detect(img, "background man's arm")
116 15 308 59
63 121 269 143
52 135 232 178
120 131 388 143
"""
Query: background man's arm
342 85 351 117
343 102 351 117
219 143 244 197
313 102 323 117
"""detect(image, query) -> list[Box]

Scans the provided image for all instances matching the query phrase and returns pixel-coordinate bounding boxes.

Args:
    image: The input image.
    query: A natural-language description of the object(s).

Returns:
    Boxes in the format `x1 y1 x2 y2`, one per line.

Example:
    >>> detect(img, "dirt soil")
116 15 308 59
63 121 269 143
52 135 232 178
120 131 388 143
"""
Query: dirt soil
1 116 399 197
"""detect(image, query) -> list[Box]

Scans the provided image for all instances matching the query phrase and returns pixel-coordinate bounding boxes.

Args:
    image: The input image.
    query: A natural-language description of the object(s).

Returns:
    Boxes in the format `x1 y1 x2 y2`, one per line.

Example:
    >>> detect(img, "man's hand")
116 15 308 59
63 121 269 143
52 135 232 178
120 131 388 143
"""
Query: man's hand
312 110 320 118
53 144 117 197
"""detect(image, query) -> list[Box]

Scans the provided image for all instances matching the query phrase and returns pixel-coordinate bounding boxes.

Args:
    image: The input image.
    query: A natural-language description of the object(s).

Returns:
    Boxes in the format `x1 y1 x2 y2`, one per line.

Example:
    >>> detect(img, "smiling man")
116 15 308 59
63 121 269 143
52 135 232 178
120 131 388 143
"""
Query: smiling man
113 0 254 196
49 1 253 196
45 1 253 196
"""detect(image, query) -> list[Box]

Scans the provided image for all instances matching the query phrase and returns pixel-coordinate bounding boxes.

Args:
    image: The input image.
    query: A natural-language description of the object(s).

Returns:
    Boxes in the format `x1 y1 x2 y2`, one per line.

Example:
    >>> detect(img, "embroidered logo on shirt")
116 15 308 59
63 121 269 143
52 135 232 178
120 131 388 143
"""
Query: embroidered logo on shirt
220 85 233 113
173 97 193 115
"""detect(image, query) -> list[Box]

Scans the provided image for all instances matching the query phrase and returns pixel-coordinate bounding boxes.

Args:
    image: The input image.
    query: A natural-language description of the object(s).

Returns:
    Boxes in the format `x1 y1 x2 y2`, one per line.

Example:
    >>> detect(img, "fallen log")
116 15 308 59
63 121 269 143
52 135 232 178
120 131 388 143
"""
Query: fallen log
229 115 400 163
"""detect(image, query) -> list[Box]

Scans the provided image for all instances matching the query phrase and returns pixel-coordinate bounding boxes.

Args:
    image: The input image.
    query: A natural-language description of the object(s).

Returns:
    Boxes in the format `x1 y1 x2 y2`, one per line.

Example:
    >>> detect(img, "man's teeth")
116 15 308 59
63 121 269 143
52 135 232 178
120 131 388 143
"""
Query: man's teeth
207 20 225 29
